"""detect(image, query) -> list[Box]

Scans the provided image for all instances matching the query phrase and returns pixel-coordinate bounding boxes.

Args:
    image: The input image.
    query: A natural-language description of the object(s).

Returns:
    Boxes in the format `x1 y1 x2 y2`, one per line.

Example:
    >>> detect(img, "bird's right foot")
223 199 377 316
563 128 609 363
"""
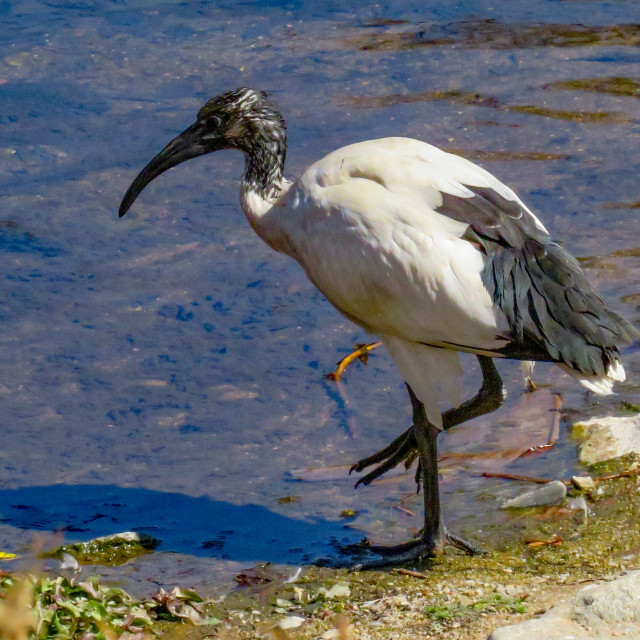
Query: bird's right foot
348 528 484 570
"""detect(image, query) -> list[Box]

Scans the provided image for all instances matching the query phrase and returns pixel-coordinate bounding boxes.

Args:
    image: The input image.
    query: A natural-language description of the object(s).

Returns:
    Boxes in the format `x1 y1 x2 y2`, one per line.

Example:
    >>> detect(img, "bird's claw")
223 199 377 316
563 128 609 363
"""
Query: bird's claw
350 426 419 487
349 529 484 570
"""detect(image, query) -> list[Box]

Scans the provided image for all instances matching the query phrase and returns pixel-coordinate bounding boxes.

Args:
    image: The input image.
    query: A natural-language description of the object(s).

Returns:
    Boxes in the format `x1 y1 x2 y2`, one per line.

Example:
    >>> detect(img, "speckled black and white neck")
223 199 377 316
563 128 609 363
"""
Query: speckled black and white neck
198 88 288 202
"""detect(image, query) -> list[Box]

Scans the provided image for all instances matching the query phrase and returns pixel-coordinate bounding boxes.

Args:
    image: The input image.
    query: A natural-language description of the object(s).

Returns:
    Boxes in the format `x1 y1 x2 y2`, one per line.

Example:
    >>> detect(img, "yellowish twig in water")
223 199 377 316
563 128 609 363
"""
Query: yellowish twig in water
325 342 382 381
525 535 563 547
396 568 429 579
482 472 567 485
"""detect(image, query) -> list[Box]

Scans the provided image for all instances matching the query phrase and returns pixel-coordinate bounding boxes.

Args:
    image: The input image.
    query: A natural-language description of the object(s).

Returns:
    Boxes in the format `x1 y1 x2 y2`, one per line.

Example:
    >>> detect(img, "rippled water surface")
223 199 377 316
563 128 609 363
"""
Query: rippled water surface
2 0 640 595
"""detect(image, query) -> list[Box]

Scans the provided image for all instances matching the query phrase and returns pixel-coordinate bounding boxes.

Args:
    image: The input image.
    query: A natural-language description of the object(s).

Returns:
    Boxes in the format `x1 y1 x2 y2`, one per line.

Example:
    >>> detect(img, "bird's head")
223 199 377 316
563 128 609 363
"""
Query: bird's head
119 87 286 217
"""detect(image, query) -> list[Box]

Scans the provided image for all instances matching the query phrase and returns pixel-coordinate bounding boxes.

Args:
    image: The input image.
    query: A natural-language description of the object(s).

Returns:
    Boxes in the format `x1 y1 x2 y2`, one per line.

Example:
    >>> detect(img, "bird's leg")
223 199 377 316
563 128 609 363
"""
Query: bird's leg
353 387 483 568
349 358 505 567
351 356 505 487
406 388 444 551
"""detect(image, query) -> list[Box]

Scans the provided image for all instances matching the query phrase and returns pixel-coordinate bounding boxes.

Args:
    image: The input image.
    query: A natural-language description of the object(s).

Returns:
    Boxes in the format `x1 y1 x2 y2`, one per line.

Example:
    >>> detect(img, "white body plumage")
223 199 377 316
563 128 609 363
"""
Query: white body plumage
240 137 626 426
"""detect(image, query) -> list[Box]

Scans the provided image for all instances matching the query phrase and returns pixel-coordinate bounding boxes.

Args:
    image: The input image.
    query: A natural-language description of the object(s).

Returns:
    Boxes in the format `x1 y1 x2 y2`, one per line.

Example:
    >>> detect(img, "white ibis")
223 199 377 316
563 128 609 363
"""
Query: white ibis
119 88 637 567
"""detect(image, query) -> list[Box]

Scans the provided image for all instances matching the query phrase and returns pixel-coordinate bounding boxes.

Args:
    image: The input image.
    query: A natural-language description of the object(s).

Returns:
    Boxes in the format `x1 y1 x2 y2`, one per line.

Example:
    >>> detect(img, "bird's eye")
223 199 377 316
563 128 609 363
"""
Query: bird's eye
208 115 222 128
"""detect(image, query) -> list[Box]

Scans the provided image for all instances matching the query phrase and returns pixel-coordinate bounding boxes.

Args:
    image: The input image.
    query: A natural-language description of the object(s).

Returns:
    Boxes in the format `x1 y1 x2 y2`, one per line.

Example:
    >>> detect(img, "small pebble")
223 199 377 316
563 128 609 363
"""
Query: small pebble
572 475 596 491
567 495 589 524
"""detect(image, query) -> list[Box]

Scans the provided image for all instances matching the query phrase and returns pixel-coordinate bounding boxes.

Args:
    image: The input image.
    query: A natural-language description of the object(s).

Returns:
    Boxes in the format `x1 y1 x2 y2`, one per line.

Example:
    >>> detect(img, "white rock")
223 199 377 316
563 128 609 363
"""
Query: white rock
489 611 590 639
277 615 305 630
501 480 567 509
574 414 640 465
488 570 640 640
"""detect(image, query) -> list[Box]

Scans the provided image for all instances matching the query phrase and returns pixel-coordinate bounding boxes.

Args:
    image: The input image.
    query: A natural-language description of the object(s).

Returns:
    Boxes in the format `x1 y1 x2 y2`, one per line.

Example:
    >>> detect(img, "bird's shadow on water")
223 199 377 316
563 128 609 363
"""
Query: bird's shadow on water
0 484 361 566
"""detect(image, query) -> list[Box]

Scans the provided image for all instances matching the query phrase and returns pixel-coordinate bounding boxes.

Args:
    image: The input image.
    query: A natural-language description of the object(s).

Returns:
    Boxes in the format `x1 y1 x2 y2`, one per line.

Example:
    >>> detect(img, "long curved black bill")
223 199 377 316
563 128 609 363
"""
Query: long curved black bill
119 121 210 218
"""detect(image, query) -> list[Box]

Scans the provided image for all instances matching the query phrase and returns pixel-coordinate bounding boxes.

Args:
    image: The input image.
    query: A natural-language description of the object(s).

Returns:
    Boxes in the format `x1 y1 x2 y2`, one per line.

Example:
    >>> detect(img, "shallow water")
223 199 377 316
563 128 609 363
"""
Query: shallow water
2 0 640 596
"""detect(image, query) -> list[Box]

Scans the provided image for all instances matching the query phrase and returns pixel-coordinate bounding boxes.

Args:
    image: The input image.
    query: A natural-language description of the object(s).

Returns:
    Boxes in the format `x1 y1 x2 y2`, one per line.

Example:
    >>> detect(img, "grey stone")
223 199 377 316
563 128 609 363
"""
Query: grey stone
500 480 567 509
488 571 640 640
574 414 640 466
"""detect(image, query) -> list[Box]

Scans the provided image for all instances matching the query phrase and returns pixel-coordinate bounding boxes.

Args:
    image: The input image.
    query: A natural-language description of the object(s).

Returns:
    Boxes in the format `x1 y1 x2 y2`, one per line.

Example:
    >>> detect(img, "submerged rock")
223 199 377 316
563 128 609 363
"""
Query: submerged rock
45 531 160 566
501 480 567 509
488 570 640 639
573 414 640 466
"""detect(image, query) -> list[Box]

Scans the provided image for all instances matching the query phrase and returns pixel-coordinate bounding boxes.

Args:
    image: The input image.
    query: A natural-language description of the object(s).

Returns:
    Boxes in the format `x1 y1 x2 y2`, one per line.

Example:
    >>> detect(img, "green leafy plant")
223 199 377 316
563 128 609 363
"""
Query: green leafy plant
0 573 220 640
425 593 528 624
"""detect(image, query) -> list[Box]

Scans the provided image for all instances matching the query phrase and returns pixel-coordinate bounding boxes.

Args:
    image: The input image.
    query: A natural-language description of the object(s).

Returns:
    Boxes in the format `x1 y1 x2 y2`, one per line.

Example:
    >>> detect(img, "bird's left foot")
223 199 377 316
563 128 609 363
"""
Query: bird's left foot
348 529 484 570
350 426 417 487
